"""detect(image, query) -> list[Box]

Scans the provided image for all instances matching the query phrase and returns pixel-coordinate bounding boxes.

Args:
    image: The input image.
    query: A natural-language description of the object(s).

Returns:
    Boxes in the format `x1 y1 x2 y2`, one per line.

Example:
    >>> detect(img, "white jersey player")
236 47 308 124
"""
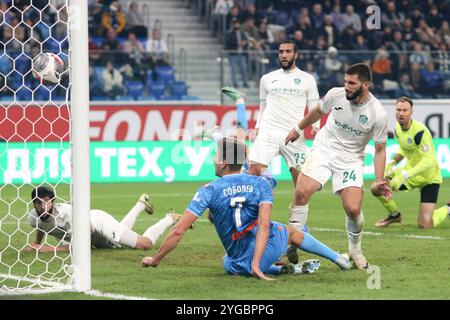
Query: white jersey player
248 40 321 232
285 63 391 269
25 186 185 253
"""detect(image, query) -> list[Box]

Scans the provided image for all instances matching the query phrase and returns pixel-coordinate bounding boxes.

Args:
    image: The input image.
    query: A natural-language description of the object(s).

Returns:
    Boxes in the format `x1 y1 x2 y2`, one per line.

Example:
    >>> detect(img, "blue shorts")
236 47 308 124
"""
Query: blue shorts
222 222 288 276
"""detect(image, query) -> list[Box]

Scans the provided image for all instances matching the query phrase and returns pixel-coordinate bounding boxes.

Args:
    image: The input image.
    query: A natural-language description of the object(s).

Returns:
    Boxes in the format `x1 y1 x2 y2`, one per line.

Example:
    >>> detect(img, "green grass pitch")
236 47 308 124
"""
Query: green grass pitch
1 179 449 300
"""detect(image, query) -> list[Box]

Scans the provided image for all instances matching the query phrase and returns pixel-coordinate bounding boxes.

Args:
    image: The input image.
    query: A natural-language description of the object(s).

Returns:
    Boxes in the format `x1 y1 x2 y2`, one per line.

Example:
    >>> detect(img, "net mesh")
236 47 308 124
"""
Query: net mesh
0 0 73 293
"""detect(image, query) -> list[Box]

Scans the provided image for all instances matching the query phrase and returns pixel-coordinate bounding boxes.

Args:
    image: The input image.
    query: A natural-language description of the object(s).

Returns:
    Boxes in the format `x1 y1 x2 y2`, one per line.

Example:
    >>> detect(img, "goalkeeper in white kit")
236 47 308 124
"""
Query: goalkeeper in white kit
25 186 186 253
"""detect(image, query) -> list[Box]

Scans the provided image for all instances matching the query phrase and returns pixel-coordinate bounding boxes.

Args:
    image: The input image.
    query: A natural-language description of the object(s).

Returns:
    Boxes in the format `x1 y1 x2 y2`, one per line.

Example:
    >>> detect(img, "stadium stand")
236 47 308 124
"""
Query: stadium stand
0 0 449 102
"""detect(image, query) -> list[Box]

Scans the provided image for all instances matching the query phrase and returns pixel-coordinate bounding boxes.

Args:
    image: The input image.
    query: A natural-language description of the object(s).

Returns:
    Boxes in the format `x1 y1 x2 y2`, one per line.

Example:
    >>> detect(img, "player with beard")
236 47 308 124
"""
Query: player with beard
248 41 321 254
285 63 391 269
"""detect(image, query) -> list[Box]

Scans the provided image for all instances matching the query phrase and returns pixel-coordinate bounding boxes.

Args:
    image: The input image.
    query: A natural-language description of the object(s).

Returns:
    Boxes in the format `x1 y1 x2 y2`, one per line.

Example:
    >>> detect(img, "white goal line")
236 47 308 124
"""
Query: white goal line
0 273 153 300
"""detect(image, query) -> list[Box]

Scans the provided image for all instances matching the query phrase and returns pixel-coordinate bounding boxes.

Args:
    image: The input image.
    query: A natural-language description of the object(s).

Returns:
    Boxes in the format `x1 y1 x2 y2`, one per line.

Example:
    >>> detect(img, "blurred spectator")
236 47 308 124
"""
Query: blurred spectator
409 43 431 67
341 5 362 33
89 36 102 65
214 0 234 15
382 2 404 29
292 30 308 51
101 1 127 36
102 60 125 100
319 15 338 47
244 17 264 76
439 21 450 45
352 35 370 64
126 2 148 38
123 32 147 81
305 61 319 84
410 6 423 29
381 25 395 46
225 18 249 88
337 25 357 50
287 13 315 47
323 46 342 87
402 19 417 44
257 19 274 50
410 62 422 93
372 49 393 89
241 2 261 26
226 6 241 31
330 4 345 33
420 62 443 96
311 4 325 29
396 74 422 98
89 64 104 98
436 43 450 77
416 19 435 45
146 28 170 66
88 1 104 36
426 5 443 30
101 28 123 64
387 31 408 80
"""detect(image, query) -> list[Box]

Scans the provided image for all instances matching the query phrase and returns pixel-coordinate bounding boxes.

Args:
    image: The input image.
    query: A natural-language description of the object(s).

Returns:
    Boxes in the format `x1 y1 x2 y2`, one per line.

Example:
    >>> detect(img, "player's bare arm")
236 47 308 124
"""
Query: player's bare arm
141 210 197 267
251 203 274 281
373 143 392 199
285 106 324 145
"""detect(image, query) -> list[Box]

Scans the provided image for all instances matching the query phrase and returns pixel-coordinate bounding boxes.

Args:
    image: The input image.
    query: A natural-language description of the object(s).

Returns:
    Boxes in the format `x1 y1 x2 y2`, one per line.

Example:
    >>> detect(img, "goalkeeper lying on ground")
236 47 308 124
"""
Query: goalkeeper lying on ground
24 186 188 253
370 96 449 228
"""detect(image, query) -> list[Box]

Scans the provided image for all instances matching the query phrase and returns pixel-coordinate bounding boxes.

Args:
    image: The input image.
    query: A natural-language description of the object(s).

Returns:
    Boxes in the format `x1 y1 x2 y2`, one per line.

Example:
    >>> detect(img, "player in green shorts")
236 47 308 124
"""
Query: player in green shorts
371 96 449 228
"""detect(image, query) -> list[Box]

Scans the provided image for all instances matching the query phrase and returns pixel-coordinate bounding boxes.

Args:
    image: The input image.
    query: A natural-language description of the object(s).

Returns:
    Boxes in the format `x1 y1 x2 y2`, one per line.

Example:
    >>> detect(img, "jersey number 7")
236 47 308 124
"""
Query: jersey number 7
230 197 246 228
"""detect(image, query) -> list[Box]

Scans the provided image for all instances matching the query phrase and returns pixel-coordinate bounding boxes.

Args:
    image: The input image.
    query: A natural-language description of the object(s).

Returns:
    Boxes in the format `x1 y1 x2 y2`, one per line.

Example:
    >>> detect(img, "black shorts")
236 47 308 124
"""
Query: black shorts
399 183 440 203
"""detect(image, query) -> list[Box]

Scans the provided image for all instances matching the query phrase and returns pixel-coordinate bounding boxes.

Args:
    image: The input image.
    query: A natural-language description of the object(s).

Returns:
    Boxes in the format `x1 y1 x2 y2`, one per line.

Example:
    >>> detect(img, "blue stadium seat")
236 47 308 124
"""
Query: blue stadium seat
91 95 109 101
272 10 289 26
116 95 135 101
170 81 188 99
155 66 175 84
147 81 166 99
15 54 32 75
91 36 104 47
0 55 14 74
146 69 154 83
0 95 14 101
137 95 156 101
34 85 51 100
7 72 23 91
125 80 144 99
16 86 33 101
35 22 50 40
181 95 200 101
160 95 178 100
44 38 61 52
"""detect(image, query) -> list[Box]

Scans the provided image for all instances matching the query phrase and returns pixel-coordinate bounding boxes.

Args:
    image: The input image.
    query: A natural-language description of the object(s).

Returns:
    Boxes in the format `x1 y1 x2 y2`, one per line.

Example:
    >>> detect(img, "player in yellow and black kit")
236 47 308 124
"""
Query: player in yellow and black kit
371 96 449 228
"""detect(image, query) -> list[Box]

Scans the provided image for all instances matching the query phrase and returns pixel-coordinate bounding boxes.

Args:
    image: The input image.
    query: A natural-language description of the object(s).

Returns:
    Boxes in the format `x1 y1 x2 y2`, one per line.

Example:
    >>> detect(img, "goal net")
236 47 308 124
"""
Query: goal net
0 0 90 294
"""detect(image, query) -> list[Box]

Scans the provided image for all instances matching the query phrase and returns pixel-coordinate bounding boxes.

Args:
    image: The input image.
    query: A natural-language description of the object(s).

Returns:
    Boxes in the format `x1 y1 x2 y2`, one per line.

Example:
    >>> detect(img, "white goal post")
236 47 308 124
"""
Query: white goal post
0 0 91 294
70 0 91 293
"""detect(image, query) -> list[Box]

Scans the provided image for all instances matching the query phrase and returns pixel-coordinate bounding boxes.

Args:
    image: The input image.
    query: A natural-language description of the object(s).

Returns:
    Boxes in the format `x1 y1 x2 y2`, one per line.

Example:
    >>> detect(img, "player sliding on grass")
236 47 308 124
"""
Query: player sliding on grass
285 63 391 269
25 186 186 252
142 138 351 280
371 96 450 228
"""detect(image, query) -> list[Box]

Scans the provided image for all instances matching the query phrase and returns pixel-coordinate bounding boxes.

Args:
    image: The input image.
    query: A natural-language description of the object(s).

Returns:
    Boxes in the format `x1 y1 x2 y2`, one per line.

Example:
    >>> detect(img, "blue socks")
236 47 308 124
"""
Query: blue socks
299 232 339 263
236 99 248 131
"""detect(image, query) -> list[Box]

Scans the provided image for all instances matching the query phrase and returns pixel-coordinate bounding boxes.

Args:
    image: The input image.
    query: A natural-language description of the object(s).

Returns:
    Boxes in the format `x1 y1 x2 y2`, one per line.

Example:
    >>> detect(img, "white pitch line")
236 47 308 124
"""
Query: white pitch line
0 273 155 300
310 227 448 240
85 290 154 300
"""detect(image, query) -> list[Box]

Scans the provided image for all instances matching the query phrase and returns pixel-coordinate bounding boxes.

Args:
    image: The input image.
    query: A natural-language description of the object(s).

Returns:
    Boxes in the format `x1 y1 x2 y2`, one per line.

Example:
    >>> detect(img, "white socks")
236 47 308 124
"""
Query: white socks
120 200 145 229
143 215 174 245
289 204 309 231
346 212 364 253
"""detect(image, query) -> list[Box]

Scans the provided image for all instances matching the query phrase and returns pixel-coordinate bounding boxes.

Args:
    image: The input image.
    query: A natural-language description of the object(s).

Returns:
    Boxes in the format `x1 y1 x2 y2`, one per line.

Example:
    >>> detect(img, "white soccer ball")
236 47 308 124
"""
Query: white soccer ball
32 52 64 85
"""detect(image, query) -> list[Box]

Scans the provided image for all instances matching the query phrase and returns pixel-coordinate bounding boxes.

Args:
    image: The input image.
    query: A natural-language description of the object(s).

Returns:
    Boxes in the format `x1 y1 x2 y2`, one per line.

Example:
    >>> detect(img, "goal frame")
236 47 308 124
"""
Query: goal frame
69 0 91 292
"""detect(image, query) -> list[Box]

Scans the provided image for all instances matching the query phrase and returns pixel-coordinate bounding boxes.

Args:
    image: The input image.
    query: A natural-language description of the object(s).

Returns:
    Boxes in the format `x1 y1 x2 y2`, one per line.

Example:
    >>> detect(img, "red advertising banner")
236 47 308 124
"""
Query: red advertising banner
1 104 323 142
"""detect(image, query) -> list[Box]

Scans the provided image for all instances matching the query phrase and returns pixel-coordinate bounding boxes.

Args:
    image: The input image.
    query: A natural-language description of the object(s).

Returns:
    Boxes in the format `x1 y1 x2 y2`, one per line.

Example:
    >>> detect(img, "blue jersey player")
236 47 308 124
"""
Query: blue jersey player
142 138 351 280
